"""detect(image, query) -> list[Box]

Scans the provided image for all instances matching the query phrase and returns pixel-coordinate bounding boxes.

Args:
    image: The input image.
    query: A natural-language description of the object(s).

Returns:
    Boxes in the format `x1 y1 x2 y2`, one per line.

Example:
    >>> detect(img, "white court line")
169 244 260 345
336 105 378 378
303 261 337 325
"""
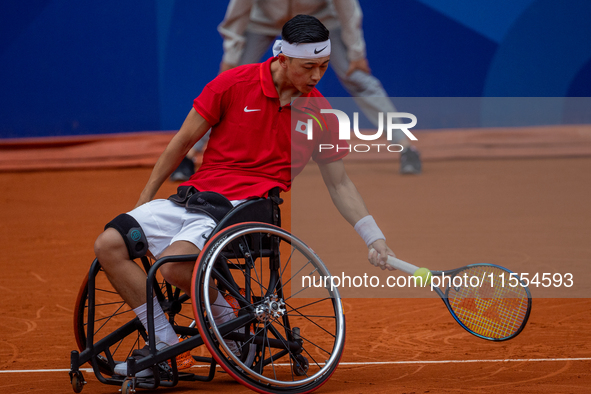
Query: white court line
2 358 591 374
338 358 591 365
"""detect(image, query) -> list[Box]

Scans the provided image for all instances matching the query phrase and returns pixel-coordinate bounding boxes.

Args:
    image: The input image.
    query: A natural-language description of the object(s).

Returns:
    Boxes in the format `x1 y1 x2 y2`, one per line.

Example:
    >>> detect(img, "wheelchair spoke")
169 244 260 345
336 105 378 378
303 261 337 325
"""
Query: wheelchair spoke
93 302 132 335
206 281 267 310
89 300 129 308
258 318 268 375
262 316 306 381
95 287 120 296
265 322 278 381
296 339 322 372
90 308 133 328
112 332 141 363
282 303 336 339
234 232 267 303
250 235 264 302
278 245 297 284
270 323 331 376
219 254 271 296
283 264 333 302
176 312 194 322
235 326 258 352
284 283 313 300
284 297 332 313
266 318 322 373
271 315 333 357
280 258 314 289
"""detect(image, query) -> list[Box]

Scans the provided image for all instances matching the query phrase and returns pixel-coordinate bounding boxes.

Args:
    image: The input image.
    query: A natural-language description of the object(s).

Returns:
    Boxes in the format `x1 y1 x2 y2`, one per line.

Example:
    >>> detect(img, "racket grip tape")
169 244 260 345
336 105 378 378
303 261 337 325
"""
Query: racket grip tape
386 256 420 275
369 247 420 274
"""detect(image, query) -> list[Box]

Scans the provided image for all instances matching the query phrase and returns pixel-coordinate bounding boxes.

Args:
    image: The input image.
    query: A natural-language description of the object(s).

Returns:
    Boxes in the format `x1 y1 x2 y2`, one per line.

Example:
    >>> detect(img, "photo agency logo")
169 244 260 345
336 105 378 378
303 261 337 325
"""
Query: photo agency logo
296 110 418 153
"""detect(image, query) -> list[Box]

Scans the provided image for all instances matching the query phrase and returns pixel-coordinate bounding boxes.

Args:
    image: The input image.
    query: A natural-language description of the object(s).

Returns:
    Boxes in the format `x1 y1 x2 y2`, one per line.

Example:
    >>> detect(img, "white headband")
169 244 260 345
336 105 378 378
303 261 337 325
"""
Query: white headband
272 39 331 59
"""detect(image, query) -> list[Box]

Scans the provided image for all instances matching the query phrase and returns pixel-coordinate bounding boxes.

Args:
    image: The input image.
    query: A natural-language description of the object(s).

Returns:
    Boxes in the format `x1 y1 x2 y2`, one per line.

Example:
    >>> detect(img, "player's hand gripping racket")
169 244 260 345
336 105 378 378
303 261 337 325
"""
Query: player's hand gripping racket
376 251 532 341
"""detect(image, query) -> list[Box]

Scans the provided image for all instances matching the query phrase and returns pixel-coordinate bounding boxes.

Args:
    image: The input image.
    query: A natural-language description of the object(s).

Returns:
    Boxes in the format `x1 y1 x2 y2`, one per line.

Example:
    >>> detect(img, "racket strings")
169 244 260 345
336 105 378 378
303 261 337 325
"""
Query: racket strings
447 266 529 340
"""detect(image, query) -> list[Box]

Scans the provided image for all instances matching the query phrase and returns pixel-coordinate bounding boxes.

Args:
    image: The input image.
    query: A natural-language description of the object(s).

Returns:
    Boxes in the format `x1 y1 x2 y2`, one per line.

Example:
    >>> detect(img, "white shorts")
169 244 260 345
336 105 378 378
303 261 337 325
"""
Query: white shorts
128 199 244 259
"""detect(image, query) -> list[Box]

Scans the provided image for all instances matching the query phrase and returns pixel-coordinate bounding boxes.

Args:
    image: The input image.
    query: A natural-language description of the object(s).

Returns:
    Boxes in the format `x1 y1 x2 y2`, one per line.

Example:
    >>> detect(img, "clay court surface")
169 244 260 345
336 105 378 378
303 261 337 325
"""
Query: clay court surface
1 154 591 393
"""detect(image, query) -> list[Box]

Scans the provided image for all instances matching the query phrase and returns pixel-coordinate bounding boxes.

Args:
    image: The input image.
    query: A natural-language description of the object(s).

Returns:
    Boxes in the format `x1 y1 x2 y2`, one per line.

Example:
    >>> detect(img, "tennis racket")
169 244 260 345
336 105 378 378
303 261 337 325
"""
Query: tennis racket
383 254 532 341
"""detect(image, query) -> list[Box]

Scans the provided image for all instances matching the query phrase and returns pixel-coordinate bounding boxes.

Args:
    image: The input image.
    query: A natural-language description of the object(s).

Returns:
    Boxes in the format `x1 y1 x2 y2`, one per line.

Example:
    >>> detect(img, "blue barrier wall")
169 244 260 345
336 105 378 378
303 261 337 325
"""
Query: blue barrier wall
1 0 590 138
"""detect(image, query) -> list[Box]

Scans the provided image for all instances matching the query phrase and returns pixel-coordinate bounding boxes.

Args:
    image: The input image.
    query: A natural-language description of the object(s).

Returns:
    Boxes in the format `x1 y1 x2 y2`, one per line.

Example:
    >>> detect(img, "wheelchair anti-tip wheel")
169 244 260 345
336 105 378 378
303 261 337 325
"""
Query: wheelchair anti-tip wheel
192 222 346 394
73 257 196 376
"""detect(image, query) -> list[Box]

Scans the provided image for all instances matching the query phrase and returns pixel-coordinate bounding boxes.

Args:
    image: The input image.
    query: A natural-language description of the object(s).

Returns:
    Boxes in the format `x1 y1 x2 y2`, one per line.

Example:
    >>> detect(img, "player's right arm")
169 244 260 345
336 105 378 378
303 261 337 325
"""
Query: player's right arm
135 108 210 207
318 159 395 270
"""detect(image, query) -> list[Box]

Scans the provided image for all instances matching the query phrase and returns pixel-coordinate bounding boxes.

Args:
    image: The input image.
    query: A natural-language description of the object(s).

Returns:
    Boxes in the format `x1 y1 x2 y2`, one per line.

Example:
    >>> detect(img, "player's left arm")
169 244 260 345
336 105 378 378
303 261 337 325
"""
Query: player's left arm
318 159 395 270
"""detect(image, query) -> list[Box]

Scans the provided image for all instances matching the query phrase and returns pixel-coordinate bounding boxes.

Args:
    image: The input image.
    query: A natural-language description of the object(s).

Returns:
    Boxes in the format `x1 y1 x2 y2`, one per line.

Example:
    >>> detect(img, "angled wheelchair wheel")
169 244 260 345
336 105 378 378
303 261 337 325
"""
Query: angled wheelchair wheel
192 223 346 394
73 257 195 375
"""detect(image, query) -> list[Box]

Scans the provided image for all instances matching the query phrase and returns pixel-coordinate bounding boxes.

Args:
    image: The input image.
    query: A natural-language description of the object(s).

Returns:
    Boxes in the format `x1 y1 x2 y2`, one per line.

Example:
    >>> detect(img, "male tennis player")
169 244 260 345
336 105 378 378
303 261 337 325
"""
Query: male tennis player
94 14 395 376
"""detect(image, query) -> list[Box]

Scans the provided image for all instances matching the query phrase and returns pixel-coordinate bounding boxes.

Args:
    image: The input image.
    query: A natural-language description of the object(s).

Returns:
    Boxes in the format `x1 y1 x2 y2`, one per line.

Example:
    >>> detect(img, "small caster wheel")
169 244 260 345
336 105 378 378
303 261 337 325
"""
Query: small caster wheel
122 379 135 394
71 371 86 393
293 354 309 376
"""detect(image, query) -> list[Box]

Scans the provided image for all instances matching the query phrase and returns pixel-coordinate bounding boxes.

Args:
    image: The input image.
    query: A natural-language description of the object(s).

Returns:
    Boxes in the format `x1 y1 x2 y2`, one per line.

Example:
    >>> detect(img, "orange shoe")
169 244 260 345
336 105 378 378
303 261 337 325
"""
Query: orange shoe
169 337 197 370
223 288 246 318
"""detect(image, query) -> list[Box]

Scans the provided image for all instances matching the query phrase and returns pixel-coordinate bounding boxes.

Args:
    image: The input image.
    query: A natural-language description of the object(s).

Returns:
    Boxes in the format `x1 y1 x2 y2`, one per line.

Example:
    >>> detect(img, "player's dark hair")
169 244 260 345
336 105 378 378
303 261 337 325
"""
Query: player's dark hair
281 14 329 44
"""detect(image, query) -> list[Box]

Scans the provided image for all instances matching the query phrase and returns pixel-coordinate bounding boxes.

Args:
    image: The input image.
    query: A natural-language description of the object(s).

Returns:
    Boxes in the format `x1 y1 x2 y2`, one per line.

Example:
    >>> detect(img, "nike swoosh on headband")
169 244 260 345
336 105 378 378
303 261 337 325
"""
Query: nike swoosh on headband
314 45 328 54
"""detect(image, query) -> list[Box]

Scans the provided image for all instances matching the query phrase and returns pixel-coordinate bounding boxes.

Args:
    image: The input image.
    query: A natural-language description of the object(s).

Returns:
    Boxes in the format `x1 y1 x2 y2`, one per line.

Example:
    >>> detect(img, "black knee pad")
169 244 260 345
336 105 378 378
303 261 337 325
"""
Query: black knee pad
104 214 148 259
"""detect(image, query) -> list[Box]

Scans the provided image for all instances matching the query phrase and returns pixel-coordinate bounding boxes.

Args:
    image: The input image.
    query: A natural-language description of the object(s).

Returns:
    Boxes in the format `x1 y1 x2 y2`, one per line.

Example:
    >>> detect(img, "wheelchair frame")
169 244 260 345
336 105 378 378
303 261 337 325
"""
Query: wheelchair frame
69 190 345 394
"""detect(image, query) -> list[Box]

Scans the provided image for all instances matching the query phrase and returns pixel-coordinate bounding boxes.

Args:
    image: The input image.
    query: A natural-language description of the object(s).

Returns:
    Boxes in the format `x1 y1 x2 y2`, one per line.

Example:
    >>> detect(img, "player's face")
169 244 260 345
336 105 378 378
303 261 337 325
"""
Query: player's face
285 56 330 94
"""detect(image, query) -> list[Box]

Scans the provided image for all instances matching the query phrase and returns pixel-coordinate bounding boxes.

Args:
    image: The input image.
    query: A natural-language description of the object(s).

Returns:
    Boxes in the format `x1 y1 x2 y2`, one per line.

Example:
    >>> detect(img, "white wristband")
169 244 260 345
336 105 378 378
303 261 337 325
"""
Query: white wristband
354 215 385 247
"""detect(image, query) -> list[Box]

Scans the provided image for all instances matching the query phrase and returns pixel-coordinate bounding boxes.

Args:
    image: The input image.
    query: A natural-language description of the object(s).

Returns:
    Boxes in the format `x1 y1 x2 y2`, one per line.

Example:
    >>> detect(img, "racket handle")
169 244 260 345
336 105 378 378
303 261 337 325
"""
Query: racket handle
369 247 421 275
385 256 420 275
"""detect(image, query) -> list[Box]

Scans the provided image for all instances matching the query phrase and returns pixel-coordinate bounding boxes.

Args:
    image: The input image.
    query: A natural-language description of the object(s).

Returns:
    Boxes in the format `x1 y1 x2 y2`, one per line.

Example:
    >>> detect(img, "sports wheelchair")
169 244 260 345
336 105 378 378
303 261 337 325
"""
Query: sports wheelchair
69 189 346 394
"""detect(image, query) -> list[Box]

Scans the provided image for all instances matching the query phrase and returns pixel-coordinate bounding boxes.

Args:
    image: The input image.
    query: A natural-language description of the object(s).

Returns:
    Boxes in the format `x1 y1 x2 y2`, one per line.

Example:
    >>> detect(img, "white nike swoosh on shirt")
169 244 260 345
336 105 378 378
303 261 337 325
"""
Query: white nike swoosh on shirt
244 106 262 112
